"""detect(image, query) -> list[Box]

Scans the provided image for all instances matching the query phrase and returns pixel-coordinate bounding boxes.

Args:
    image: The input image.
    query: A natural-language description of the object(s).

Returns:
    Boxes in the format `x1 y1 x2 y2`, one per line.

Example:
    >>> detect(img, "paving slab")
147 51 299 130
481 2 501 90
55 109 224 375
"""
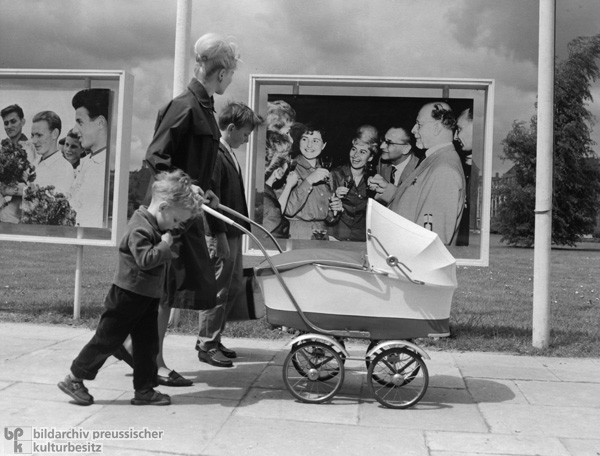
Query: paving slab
452 352 560 381
234 387 361 425
426 431 571 455
480 403 600 439
516 379 600 407
203 416 428 456
464 377 526 404
561 438 600 456
80 395 237 454
359 387 490 433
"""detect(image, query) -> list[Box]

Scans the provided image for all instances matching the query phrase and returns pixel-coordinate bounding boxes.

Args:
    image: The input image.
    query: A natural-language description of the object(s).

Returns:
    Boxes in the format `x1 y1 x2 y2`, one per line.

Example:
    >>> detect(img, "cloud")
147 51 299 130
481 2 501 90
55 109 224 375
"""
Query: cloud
446 0 540 65
2 0 599 173
0 0 176 68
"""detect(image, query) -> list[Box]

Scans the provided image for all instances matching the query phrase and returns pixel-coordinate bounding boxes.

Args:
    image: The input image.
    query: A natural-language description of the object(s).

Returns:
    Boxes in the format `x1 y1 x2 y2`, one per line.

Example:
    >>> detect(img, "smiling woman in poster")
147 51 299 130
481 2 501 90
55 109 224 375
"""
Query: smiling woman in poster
283 123 335 240
327 125 378 241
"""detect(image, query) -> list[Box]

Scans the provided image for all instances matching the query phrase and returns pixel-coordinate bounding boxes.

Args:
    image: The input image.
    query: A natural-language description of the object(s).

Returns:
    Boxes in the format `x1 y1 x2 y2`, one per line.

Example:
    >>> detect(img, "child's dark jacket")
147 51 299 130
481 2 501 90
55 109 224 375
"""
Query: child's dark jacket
113 207 172 298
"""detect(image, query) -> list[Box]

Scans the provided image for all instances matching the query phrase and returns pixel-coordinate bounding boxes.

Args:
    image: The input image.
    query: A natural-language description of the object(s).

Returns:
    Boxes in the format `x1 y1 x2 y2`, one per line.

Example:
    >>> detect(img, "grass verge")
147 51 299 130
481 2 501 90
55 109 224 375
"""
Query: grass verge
1 236 598 357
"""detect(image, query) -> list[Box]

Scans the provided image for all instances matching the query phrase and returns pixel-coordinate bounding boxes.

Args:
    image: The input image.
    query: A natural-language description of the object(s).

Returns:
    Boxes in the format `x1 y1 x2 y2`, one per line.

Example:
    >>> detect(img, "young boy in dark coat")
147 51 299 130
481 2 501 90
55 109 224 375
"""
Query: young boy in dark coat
196 101 262 367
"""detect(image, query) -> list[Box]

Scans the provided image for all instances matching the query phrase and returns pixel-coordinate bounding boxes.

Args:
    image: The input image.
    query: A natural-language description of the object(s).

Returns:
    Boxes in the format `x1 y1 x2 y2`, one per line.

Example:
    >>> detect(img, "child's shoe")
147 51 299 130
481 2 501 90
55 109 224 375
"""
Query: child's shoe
58 375 94 406
130 388 171 406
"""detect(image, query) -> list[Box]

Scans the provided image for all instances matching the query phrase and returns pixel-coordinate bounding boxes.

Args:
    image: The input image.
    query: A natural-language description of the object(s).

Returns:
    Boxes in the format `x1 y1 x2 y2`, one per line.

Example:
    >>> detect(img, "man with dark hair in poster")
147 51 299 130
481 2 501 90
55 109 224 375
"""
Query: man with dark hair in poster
69 88 110 227
368 126 420 202
381 102 466 245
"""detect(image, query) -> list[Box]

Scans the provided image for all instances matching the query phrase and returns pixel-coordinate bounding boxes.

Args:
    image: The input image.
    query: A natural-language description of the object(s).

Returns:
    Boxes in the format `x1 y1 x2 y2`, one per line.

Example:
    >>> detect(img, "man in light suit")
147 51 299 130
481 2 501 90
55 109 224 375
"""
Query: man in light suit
380 102 466 245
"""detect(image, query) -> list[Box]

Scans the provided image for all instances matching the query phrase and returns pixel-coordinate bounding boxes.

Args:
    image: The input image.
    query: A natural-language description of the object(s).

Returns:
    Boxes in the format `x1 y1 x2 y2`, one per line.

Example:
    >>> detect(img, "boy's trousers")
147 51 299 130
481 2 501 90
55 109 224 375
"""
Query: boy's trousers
71 285 159 391
197 235 243 350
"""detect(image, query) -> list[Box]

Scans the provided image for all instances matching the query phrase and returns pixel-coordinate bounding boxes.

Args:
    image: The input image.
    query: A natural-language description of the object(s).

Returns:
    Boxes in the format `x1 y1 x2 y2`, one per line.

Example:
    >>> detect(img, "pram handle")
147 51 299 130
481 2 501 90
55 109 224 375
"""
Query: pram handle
201 204 369 339
212 203 284 253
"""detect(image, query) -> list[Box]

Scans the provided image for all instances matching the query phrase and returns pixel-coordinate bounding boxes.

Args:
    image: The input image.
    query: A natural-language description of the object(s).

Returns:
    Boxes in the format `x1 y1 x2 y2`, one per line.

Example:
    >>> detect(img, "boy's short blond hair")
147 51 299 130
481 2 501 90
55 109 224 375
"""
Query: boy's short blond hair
152 170 201 216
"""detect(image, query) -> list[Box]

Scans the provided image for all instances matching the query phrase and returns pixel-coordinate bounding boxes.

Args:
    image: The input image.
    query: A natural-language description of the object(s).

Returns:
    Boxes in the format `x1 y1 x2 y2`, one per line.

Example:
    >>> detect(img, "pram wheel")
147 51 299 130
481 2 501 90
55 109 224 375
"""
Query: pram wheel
283 341 345 404
367 347 428 409
291 339 345 381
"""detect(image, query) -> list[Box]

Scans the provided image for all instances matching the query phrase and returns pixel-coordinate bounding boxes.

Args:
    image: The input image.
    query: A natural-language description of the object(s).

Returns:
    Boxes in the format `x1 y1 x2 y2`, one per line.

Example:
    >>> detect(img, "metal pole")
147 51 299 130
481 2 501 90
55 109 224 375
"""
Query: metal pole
173 0 192 97
73 247 83 319
169 0 192 327
532 0 556 349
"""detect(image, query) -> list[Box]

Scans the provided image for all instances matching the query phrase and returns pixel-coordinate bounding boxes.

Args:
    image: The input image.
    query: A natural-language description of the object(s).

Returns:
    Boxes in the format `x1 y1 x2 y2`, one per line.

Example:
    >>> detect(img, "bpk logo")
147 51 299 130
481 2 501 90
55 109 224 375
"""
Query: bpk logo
3 427 32 454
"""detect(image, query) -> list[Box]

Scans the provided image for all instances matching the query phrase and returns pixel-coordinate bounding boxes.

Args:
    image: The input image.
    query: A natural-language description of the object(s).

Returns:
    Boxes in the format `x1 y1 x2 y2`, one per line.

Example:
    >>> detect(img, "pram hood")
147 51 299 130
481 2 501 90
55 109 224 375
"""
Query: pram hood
366 199 457 288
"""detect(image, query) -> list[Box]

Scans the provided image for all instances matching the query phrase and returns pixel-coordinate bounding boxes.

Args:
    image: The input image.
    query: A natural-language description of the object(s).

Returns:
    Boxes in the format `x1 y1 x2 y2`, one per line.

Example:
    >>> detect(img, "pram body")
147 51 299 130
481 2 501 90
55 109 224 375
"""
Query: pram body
203 199 457 409
255 199 456 340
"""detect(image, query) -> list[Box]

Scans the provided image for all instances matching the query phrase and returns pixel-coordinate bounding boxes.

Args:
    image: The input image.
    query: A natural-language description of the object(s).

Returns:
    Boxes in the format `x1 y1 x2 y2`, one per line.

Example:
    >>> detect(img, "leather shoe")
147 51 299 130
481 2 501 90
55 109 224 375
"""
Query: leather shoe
195 341 236 359
218 343 237 359
198 348 233 368
157 370 193 387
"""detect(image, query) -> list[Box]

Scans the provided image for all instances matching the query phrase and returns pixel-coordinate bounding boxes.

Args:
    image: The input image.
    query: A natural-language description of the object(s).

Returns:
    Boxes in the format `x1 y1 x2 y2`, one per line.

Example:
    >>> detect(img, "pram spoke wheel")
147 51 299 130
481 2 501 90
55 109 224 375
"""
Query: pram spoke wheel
291 340 345 381
283 341 345 404
367 347 428 409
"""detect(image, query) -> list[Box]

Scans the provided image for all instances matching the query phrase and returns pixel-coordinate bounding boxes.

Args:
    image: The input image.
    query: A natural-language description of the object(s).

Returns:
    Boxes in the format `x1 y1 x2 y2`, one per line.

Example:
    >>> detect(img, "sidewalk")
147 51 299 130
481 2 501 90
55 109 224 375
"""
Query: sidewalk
1 321 599 456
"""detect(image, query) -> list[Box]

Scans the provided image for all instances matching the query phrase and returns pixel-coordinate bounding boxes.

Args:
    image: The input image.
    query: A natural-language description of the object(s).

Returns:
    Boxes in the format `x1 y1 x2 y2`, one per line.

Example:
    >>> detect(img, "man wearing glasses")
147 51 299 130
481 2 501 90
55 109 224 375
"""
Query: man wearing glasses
368 126 419 202
382 102 466 246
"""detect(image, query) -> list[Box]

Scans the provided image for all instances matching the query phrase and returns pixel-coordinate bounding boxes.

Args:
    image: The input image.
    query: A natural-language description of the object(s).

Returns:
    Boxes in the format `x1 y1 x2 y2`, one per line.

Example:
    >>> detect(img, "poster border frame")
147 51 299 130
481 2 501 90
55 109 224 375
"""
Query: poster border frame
0 69 133 247
245 75 494 267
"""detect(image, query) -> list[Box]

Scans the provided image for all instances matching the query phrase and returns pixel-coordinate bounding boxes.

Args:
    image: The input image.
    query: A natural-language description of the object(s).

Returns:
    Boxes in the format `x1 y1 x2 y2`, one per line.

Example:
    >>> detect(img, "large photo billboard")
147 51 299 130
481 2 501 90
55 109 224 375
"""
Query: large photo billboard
0 70 133 246
246 75 494 266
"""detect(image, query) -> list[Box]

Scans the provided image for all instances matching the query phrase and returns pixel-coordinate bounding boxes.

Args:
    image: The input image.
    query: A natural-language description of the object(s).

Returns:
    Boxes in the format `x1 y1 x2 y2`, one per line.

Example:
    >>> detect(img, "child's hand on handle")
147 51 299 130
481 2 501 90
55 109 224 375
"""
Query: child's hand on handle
203 189 220 209
161 231 173 246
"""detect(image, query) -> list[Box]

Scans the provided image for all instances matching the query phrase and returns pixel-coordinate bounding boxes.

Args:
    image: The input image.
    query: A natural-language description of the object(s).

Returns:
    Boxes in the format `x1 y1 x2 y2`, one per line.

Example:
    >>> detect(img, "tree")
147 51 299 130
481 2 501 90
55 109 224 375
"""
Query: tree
497 35 600 247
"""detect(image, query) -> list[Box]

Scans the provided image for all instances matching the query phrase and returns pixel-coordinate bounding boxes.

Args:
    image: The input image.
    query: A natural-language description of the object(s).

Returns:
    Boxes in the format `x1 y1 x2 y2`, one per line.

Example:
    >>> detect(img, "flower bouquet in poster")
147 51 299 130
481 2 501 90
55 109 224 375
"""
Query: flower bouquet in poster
0 138 36 207
21 185 77 226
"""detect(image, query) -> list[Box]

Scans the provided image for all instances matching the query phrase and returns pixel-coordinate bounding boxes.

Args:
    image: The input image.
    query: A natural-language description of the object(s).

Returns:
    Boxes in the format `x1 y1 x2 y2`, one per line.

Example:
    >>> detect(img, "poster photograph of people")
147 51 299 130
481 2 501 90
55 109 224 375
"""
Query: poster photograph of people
0 79 114 232
255 93 479 252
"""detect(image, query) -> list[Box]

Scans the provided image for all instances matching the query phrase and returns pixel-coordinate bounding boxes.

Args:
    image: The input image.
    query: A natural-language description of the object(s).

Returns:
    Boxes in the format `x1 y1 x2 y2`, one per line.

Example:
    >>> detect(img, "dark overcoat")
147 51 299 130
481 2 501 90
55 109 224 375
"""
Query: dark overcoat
144 78 219 310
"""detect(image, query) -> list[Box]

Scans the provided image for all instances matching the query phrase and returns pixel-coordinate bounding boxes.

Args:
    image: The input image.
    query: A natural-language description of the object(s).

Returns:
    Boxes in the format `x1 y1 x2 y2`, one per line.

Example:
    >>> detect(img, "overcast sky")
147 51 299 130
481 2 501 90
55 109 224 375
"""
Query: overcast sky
1 0 599 176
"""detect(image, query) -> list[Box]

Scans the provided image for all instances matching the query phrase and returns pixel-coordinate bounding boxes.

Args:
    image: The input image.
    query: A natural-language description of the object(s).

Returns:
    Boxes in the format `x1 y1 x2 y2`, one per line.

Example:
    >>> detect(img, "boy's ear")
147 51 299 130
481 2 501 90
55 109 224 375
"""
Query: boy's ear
227 123 236 133
157 201 169 211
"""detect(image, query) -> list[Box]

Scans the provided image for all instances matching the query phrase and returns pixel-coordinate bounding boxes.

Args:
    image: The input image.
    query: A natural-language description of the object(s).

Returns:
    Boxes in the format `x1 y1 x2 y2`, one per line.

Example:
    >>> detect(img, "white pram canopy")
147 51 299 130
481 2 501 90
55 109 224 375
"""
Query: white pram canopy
366 199 457 288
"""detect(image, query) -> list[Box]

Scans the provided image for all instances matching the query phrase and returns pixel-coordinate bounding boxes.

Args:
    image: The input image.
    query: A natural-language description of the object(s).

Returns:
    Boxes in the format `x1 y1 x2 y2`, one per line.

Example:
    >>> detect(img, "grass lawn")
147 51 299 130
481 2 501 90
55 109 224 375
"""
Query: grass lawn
1 235 598 357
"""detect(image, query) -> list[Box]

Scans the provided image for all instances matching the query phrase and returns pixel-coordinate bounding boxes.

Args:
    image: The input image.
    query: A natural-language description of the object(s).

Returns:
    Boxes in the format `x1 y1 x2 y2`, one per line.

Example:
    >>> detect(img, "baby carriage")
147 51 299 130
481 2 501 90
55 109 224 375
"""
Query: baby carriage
202 199 457 409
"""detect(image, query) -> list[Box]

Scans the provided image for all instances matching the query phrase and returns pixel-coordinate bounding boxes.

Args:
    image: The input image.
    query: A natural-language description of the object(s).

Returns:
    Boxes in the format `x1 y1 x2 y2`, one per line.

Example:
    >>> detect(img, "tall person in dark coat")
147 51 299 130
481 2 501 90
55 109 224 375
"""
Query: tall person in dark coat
138 33 240 386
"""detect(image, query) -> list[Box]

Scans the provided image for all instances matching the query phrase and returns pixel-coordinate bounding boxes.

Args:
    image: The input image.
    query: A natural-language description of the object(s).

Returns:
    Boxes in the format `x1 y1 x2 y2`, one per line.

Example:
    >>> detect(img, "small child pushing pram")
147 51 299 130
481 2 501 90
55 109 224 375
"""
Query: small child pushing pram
58 170 201 406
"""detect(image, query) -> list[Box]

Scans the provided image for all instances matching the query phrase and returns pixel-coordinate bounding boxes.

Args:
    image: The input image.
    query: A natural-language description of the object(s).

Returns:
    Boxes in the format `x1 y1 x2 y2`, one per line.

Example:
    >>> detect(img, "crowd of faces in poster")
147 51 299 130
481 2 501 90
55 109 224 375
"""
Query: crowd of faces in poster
257 95 476 249
0 86 112 230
